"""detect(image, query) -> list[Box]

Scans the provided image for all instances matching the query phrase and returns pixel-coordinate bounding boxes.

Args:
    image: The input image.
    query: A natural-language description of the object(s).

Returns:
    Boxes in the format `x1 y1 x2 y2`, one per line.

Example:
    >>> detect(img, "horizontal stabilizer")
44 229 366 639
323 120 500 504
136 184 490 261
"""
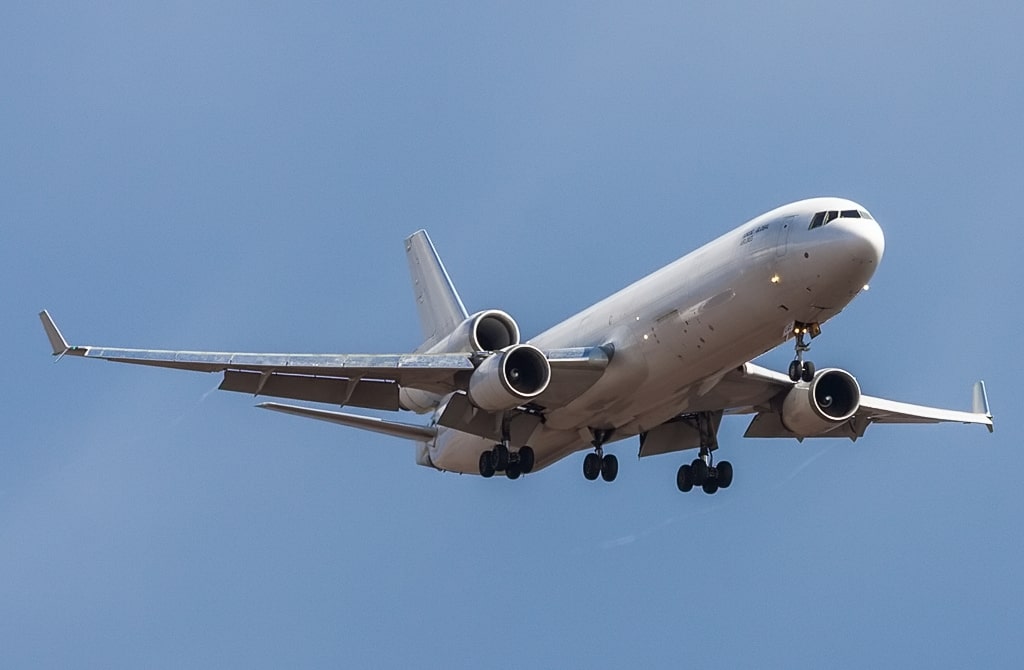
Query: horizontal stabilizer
258 402 437 442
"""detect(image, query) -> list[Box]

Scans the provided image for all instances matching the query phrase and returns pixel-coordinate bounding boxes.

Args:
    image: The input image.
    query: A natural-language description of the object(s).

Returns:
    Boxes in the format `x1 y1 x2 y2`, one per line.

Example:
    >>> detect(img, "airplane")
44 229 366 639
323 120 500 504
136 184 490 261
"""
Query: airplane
40 197 993 493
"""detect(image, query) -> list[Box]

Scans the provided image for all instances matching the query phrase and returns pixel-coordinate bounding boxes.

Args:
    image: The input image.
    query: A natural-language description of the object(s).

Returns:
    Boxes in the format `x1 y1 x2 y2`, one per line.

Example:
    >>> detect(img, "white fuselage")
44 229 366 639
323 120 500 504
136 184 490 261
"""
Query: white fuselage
427 197 886 473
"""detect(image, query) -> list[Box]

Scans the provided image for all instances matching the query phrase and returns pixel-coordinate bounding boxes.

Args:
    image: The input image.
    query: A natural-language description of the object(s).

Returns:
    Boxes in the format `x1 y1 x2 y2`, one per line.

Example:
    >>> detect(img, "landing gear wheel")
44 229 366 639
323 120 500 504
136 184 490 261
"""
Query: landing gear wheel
677 464 693 492
479 451 495 478
702 478 720 494
788 360 802 383
518 446 535 474
716 461 733 488
492 444 509 471
506 464 521 480
801 361 815 382
583 452 601 481
600 454 618 482
690 459 709 486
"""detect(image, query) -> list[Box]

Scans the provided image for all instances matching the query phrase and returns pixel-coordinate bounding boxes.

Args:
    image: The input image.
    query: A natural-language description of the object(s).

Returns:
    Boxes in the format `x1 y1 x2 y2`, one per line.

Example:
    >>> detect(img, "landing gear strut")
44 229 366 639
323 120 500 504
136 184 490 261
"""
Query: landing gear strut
788 321 819 383
675 412 731 494
582 429 618 483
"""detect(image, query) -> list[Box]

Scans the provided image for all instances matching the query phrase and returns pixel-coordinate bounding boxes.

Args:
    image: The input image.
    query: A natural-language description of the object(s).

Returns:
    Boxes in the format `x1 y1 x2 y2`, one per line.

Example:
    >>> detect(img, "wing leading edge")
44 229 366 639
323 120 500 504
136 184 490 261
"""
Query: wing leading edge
733 362 993 439
38 311 609 413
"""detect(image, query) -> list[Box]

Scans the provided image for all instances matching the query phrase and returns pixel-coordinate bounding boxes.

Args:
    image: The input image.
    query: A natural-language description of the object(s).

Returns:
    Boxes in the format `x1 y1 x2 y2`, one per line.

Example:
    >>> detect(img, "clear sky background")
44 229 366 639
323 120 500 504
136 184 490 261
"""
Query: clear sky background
2 2 1021 668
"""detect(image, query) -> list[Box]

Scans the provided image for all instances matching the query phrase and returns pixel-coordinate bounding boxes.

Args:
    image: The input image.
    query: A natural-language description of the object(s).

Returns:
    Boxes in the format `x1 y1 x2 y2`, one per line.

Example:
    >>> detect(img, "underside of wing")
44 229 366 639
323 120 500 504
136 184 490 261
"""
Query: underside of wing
39 311 612 414
641 360 992 452
731 363 993 439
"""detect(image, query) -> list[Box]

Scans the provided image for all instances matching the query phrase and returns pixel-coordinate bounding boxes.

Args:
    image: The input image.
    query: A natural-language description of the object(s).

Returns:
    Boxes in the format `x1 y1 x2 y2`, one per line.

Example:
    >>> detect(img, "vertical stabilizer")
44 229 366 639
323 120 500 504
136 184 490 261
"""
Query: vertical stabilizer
405 230 469 350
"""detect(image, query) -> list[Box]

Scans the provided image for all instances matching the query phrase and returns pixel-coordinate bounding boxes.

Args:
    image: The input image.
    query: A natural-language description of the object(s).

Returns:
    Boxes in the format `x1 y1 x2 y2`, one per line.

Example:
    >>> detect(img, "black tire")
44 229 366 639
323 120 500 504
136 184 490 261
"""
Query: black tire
583 453 601 480
601 454 618 482
518 446 535 474
702 478 719 494
677 464 693 492
716 461 733 488
691 458 709 486
801 360 815 382
492 444 510 471
788 360 802 382
479 451 495 478
506 464 521 480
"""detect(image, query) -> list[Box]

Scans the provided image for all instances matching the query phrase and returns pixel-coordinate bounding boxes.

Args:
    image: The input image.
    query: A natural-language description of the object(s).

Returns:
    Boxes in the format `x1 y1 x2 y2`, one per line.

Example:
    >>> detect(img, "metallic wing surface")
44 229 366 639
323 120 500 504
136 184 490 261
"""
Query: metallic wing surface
39 310 608 412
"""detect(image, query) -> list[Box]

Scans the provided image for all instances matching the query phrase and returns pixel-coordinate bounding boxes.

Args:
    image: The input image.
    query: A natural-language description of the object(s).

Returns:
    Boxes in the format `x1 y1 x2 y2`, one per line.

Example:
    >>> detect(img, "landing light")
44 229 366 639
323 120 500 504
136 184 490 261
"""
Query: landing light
770 274 781 284
862 284 870 291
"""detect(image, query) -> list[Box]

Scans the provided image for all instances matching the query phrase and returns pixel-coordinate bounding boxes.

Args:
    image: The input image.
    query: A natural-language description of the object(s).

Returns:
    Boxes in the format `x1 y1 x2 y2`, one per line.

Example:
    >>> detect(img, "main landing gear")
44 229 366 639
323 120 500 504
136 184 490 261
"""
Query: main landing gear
479 444 535 480
676 450 732 494
582 428 618 483
478 412 535 480
788 321 820 383
675 412 731 494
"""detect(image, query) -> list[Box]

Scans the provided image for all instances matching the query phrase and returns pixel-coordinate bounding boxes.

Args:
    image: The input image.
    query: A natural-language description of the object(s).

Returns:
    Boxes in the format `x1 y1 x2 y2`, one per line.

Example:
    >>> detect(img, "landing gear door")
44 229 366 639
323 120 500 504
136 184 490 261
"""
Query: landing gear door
776 215 796 258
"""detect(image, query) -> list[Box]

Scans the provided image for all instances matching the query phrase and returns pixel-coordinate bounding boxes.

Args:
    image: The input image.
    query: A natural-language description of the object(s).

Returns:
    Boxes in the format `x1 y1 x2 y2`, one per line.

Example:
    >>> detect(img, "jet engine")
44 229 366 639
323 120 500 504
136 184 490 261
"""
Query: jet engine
781 368 861 437
467 344 551 411
427 310 520 354
400 310 523 414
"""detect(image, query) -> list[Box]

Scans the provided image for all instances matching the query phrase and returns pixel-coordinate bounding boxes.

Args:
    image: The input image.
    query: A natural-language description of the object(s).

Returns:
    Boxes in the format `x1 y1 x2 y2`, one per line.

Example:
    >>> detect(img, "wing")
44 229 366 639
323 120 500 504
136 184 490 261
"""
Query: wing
39 311 609 412
731 362 993 439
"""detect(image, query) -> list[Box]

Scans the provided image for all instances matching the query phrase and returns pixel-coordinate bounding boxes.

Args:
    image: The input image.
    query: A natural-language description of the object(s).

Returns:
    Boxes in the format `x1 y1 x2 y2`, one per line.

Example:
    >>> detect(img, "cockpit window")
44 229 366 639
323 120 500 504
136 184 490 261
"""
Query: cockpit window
808 208 873 229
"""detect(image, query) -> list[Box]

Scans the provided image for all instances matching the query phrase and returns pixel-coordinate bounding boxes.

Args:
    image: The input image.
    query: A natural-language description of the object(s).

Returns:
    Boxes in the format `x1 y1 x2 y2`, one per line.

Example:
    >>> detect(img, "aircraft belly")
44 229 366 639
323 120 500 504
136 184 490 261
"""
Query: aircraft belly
429 425 585 475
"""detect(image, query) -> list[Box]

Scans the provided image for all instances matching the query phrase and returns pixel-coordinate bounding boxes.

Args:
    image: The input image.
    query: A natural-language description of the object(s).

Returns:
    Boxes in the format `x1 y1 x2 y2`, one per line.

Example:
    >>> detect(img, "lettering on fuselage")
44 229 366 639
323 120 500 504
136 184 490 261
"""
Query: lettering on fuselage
739 223 770 246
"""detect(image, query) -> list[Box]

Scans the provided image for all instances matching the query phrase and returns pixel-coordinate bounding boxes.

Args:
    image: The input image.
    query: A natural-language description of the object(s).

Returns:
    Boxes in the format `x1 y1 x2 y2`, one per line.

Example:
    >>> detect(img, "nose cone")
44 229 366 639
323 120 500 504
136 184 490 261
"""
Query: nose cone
857 216 885 266
830 213 884 268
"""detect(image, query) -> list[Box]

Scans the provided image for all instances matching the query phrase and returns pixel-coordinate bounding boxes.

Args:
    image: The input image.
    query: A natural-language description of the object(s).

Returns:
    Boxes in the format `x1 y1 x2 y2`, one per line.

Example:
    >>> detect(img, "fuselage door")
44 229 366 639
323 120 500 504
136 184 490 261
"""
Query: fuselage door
776 215 796 257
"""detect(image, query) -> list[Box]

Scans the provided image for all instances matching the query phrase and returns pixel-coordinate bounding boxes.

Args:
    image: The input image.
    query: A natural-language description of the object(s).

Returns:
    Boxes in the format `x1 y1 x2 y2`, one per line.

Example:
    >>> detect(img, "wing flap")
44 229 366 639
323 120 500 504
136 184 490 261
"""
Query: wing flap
220 371 401 410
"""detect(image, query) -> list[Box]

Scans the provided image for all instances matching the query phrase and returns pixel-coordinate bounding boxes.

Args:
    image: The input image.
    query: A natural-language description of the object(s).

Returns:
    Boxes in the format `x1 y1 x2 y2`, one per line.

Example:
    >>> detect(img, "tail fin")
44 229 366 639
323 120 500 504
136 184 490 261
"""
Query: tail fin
405 230 468 350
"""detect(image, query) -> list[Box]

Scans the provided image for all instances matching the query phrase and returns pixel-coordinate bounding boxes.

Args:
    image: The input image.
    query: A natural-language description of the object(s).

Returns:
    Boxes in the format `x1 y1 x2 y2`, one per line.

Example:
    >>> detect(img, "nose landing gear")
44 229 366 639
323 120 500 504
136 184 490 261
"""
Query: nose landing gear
788 321 820 383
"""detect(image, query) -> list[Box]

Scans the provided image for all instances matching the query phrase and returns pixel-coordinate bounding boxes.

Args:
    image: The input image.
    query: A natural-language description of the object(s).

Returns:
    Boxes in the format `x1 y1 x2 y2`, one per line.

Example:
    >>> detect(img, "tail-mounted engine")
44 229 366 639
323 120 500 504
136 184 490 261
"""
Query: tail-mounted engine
467 344 551 412
781 368 861 437
426 310 520 354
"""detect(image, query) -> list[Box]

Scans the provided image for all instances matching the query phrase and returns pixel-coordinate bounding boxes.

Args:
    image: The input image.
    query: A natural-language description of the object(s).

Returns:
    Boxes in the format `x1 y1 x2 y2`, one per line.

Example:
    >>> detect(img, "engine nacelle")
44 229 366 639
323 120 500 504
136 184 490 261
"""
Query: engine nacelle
781 368 861 437
427 310 520 354
467 344 551 412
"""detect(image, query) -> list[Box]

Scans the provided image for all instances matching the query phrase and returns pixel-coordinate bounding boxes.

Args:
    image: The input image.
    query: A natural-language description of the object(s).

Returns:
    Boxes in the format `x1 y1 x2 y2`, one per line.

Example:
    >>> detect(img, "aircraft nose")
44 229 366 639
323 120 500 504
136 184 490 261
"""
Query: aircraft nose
856 216 885 266
832 212 885 267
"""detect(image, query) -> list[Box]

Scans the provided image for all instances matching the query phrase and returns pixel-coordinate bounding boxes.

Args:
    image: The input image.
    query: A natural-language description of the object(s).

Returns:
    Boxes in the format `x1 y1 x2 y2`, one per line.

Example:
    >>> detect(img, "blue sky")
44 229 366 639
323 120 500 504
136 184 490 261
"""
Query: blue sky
3 2 1022 667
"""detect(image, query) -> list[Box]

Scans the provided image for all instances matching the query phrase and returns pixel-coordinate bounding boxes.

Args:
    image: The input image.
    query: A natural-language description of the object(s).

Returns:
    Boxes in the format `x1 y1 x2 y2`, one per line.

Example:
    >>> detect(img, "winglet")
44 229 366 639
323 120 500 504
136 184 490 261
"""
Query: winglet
39 310 71 359
972 380 993 432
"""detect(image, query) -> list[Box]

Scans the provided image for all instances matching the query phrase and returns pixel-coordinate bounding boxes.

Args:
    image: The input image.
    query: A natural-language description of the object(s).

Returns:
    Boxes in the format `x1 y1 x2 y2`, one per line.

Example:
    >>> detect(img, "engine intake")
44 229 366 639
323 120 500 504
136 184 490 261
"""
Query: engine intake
427 310 520 353
781 368 861 437
467 344 551 411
